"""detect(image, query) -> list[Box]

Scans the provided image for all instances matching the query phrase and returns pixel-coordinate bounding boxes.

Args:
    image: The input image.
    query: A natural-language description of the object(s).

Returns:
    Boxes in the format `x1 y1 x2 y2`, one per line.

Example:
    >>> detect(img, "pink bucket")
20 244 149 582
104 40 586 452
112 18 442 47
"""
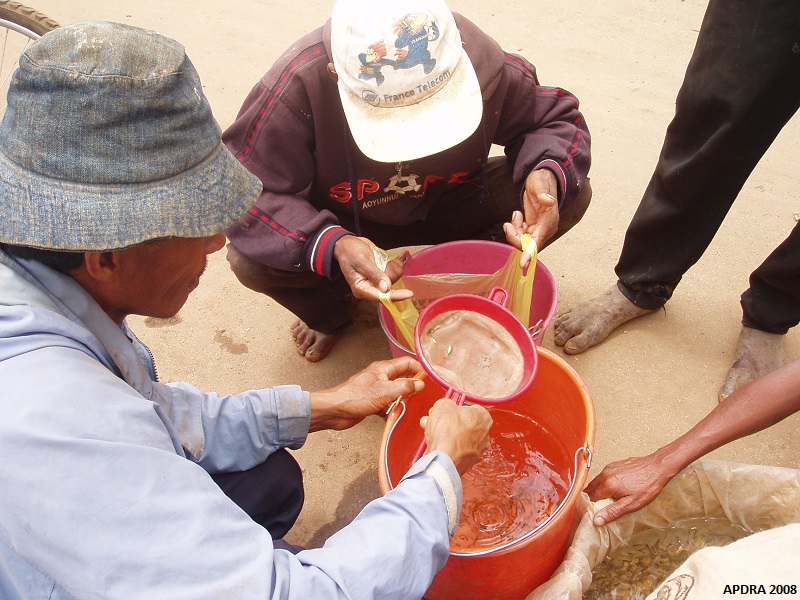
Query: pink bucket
378 240 558 358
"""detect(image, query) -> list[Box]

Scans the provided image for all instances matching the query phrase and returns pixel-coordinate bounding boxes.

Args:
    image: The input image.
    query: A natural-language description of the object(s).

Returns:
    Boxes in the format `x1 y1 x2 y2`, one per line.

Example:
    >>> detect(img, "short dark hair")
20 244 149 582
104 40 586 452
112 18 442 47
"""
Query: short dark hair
0 243 85 273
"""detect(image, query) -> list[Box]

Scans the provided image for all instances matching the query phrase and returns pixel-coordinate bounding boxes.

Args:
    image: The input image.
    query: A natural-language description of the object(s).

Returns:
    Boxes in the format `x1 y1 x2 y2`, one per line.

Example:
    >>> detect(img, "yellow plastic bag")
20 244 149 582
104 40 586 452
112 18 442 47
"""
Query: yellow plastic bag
378 285 417 350
491 234 537 328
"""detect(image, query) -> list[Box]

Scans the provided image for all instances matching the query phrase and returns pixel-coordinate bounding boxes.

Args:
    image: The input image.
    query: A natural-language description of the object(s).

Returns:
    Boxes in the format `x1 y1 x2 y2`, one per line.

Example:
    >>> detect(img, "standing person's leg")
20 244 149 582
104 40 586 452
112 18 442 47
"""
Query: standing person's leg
742 225 800 336
719 222 800 400
617 0 800 305
713 0 800 399
555 0 800 355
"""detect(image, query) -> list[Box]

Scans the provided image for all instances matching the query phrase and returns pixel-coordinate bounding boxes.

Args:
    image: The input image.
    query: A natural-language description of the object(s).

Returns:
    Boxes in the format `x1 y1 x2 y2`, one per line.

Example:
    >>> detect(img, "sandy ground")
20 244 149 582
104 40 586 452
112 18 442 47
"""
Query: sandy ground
30 0 799 551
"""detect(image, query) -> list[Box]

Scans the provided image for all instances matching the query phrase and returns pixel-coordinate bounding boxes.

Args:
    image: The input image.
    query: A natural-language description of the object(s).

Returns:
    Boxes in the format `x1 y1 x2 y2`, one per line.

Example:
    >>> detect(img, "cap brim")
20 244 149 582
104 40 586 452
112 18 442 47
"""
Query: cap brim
338 49 483 163
0 142 263 251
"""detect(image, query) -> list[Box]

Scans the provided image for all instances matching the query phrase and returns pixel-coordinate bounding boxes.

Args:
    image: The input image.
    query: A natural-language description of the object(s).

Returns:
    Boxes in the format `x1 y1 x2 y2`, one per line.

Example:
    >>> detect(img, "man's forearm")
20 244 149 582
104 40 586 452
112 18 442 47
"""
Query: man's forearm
656 358 800 473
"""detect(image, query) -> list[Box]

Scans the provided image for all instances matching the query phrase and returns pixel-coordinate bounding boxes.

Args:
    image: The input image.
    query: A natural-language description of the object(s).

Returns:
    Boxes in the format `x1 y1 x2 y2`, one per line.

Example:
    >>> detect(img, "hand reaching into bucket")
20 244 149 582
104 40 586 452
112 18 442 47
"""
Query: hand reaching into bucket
420 398 493 475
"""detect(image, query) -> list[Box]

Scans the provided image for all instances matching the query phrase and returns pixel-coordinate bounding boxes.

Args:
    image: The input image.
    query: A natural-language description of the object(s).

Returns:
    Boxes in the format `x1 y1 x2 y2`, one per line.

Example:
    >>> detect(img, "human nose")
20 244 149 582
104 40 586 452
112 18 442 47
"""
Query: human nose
206 232 227 254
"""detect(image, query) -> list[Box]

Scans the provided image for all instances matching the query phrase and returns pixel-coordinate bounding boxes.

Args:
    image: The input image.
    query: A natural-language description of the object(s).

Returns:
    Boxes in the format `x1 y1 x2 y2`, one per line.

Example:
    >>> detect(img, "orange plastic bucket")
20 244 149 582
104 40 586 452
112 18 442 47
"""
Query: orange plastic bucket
378 240 558 357
379 348 595 600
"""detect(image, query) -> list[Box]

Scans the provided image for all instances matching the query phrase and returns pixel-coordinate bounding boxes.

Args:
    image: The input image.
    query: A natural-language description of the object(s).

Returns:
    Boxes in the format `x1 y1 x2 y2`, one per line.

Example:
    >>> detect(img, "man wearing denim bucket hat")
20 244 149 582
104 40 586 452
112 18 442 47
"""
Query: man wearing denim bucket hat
224 0 592 362
0 21 493 599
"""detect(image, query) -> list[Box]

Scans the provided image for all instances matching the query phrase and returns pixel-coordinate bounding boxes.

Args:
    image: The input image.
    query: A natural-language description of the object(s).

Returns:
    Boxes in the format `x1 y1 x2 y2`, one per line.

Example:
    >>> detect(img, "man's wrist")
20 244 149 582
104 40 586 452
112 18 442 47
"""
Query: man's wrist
424 459 461 533
403 451 464 534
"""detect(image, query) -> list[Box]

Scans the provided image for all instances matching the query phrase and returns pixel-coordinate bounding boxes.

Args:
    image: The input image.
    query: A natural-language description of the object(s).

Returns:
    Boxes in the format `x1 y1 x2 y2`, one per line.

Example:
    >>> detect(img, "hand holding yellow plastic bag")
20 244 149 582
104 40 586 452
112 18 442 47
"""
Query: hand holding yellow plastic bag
376 247 419 350
379 287 418 350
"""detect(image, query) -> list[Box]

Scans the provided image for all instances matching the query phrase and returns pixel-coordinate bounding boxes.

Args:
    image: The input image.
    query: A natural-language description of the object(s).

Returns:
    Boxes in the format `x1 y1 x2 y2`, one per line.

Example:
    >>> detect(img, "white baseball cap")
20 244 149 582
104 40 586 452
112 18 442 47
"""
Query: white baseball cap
331 0 483 163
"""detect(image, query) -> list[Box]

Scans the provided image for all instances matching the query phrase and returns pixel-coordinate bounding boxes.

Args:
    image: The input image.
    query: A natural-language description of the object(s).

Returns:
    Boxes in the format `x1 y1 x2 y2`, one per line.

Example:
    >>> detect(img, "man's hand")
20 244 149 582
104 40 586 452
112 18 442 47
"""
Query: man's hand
333 236 413 302
503 212 537 269
309 357 423 432
420 399 492 475
583 450 677 526
504 168 559 260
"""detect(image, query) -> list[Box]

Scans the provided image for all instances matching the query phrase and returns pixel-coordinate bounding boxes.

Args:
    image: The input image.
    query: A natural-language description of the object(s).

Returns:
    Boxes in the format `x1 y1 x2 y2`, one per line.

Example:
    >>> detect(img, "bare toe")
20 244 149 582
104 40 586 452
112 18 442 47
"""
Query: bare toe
290 319 306 342
562 332 596 355
718 327 784 402
553 285 655 354
303 332 340 362
291 320 312 356
288 319 341 362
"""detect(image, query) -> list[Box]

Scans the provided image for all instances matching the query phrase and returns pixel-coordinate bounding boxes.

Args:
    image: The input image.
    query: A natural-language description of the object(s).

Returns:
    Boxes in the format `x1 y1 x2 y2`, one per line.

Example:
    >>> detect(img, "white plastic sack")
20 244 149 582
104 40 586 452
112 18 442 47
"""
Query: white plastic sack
526 459 800 600
642 523 800 599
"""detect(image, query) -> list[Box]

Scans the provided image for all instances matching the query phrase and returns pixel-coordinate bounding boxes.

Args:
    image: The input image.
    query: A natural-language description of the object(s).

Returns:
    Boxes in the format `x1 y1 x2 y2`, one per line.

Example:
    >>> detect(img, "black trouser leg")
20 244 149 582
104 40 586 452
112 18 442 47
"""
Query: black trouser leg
615 0 800 316
212 449 304 541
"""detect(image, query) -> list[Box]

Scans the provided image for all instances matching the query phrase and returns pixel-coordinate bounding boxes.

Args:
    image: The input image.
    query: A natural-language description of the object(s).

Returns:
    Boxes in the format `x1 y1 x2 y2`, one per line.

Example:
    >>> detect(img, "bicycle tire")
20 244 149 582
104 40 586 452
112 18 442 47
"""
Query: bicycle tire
0 0 59 38
0 2 59 115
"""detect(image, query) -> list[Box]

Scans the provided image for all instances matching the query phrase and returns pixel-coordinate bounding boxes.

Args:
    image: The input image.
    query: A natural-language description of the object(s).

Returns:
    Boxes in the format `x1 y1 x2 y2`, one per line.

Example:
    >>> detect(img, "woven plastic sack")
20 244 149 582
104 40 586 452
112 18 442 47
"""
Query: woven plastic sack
638 522 800 599
525 459 800 600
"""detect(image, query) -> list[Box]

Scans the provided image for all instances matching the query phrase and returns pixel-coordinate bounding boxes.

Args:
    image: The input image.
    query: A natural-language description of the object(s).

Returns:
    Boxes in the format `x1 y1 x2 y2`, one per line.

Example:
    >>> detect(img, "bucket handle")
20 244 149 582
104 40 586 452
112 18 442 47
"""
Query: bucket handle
395 249 414 269
383 398 408 486
487 286 509 307
528 318 545 339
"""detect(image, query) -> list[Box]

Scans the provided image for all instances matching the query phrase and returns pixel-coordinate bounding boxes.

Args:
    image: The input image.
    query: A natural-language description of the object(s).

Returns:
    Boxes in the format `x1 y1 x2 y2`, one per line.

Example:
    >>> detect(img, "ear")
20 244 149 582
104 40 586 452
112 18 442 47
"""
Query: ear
81 250 123 282
68 249 132 323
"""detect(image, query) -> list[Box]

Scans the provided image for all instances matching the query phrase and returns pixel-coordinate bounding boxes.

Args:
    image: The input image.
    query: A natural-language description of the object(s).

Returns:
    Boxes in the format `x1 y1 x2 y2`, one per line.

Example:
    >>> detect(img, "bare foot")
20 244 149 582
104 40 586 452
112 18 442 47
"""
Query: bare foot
291 320 341 363
718 326 784 402
553 285 657 354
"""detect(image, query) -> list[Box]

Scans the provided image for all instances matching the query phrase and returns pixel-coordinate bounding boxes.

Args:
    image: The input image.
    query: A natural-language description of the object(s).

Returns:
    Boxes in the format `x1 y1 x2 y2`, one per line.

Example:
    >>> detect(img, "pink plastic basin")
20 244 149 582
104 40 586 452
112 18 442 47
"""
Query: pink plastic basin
378 240 558 358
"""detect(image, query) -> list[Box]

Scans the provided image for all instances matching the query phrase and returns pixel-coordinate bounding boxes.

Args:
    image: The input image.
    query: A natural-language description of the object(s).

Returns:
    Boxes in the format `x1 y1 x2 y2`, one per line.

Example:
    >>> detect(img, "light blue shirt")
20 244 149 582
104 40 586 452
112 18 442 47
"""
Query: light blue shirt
0 251 462 600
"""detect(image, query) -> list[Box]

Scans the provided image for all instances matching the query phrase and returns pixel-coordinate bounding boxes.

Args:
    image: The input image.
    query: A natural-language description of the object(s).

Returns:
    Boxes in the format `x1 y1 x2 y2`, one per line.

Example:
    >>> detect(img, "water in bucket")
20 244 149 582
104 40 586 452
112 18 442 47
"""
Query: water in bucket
452 407 569 553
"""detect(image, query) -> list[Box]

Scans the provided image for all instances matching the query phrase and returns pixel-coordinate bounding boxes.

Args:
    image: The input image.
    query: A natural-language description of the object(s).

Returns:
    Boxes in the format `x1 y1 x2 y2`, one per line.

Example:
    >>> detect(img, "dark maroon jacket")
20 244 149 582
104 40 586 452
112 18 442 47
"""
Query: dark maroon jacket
224 14 591 279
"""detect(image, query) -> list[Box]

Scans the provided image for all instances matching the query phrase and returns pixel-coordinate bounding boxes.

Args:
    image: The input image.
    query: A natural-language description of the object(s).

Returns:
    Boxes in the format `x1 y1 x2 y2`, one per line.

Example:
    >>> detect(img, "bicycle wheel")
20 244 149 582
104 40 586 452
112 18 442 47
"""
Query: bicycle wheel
0 1 59 114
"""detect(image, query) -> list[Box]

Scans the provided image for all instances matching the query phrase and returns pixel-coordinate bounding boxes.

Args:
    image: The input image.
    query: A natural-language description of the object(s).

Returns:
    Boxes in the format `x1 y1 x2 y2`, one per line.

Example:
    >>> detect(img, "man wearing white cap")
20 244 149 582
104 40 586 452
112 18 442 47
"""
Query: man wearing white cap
225 0 592 361
0 20 492 599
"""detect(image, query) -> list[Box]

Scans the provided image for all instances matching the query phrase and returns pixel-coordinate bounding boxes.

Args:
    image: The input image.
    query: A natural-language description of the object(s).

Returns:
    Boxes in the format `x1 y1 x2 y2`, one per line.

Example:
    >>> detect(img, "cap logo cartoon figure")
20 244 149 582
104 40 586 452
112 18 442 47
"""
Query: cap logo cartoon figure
331 0 483 162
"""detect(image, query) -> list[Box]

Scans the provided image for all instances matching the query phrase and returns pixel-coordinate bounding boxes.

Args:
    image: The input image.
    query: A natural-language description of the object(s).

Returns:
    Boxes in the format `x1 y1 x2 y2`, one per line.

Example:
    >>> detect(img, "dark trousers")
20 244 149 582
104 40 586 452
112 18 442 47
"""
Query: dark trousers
211 448 304 550
228 156 592 333
615 0 800 334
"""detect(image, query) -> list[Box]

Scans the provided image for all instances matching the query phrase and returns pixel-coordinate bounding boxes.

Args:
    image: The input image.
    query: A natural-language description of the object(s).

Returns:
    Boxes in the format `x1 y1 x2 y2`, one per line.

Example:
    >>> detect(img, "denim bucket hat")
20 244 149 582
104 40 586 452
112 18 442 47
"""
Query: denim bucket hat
0 21 262 251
